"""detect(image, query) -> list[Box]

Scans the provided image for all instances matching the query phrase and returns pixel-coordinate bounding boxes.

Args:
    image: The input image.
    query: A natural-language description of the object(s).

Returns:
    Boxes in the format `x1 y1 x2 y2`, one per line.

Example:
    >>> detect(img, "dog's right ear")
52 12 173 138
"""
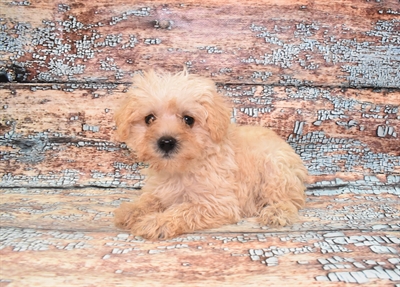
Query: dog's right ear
114 96 139 142
202 91 231 143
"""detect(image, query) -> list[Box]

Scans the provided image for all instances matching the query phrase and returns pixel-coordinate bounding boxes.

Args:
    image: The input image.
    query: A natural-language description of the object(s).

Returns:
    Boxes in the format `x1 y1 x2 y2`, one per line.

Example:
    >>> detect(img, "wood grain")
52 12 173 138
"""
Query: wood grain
1 84 399 187
1 0 399 87
1 188 399 233
1 1 400 286
1 229 399 286
1 188 399 286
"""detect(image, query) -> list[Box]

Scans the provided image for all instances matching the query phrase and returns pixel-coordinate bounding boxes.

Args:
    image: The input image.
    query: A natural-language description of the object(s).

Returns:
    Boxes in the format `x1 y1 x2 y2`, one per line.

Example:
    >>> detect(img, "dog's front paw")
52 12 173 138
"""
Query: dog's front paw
114 202 144 229
131 214 183 240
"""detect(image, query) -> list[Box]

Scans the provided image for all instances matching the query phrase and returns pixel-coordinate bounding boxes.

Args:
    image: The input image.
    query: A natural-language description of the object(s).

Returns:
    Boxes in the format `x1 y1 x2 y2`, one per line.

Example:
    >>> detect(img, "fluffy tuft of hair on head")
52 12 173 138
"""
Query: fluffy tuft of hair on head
115 69 231 144
113 68 233 176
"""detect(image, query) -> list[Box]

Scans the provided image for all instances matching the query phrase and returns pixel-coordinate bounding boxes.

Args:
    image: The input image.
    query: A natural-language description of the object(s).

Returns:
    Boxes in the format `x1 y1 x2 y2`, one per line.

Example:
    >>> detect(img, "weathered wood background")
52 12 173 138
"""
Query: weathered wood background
0 0 399 286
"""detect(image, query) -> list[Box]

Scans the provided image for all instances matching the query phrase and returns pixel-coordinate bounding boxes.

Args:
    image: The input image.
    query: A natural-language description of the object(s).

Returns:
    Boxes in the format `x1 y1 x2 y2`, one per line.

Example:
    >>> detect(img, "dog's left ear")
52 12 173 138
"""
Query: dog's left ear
203 92 231 143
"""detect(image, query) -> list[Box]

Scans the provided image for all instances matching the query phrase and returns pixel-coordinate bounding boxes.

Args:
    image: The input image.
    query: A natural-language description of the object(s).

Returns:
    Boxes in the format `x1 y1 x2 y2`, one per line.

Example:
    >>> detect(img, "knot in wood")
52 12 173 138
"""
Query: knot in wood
155 19 173 29
0 66 16 82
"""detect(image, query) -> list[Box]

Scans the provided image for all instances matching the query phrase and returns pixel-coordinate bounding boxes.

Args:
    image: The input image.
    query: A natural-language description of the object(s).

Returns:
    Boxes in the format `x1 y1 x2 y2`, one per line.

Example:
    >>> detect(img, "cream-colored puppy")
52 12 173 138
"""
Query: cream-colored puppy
114 69 308 239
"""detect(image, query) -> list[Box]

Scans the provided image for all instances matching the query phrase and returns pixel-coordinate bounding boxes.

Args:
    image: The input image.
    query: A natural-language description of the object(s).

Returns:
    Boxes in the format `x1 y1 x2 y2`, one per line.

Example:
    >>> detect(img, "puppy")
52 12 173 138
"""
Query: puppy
114 69 308 239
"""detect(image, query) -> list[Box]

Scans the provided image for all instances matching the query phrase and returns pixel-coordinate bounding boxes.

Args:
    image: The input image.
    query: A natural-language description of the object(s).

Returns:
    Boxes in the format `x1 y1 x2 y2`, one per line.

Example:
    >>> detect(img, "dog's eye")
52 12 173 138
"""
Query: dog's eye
183 115 195 127
145 114 156 125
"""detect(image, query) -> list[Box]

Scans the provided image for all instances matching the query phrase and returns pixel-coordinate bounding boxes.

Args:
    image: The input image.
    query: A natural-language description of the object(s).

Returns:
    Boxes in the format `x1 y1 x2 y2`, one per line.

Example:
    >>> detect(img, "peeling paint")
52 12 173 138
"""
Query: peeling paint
1 6 151 82
247 19 400 87
1 1 400 285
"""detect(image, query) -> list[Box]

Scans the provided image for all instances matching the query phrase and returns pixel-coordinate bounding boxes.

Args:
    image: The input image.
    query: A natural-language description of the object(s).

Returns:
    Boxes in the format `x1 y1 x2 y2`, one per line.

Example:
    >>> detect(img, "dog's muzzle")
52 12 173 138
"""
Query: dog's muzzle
157 136 177 155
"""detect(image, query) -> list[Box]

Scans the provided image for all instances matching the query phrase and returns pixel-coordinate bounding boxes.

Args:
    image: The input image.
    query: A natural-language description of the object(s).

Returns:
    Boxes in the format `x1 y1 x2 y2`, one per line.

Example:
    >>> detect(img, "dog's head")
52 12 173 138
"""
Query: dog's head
114 69 231 172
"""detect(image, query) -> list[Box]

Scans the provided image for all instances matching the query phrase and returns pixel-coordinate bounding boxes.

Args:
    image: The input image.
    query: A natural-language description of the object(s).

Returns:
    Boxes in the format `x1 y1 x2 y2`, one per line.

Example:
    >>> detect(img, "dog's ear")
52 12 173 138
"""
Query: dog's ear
203 91 231 143
114 96 140 142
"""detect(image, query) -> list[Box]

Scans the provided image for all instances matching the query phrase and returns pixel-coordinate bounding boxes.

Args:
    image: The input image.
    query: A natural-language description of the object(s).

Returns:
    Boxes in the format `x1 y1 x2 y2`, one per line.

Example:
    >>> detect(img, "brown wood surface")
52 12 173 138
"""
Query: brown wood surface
1 84 399 187
2 228 399 286
1 187 399 286
1 0 399 286
1 0 399 87
1 187 400 233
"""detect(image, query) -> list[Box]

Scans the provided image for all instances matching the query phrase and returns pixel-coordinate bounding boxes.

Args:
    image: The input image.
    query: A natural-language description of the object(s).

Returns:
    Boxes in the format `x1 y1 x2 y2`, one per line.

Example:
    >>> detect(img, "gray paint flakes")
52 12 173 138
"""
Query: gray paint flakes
247 20 400 88
0 228 93 252
377 124 398 138
370 245 398 254
314 239 400 283
1 129 145 187
1 227 399 284
289 131 400 176
2 6 151 82
223 84 399 183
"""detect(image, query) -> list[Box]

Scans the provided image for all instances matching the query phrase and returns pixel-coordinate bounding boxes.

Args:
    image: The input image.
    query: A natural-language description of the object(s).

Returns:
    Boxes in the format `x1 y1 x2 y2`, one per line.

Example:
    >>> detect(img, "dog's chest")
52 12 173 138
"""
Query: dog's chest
149 175 186 206
150 174 209 207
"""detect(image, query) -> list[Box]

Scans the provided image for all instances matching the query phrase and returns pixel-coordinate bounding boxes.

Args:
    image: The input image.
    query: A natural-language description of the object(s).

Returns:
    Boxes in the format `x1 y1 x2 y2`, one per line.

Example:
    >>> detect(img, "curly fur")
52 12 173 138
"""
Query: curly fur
114 69 308 240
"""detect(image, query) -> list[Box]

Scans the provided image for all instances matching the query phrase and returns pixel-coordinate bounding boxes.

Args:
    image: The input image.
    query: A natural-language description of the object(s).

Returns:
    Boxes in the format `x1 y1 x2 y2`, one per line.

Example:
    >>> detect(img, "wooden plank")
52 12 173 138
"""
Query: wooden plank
1 228 399 286
1 186 399 286
1 84 399 187
1 84 399 142
1 188 399 233
2 227 399 286
1 0 399 87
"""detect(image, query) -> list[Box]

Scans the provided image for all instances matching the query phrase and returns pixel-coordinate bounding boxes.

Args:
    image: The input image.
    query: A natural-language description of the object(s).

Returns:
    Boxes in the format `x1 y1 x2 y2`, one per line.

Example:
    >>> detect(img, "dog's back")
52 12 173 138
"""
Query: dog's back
228 124 308 223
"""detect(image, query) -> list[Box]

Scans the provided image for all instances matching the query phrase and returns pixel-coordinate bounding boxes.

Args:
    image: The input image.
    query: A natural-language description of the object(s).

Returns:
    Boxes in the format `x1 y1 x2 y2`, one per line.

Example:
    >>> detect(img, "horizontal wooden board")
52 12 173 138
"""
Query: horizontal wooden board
1 84 399 141
1 84 399 187
1 228 399 286
1 188 399 232
1 0 400 87
1 187 399 286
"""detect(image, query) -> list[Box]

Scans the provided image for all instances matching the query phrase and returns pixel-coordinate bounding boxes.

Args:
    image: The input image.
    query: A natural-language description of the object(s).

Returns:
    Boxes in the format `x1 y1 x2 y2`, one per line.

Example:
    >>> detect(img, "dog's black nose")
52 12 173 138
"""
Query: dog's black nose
157 136 177 154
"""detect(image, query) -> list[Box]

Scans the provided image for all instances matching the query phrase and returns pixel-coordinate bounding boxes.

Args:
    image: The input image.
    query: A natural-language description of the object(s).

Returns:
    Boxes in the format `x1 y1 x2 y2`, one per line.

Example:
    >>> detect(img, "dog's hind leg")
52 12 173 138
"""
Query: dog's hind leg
258 200 300 227
256 152 307 227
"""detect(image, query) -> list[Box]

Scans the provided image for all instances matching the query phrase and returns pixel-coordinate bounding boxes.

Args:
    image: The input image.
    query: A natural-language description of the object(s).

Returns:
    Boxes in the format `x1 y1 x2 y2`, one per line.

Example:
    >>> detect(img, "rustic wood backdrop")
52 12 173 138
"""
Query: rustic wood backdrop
1 0 399 286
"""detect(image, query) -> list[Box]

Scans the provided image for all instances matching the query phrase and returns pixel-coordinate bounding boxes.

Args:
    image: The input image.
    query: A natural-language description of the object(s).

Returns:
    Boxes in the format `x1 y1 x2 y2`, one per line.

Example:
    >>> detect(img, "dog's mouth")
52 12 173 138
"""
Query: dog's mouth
159 149 179 159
